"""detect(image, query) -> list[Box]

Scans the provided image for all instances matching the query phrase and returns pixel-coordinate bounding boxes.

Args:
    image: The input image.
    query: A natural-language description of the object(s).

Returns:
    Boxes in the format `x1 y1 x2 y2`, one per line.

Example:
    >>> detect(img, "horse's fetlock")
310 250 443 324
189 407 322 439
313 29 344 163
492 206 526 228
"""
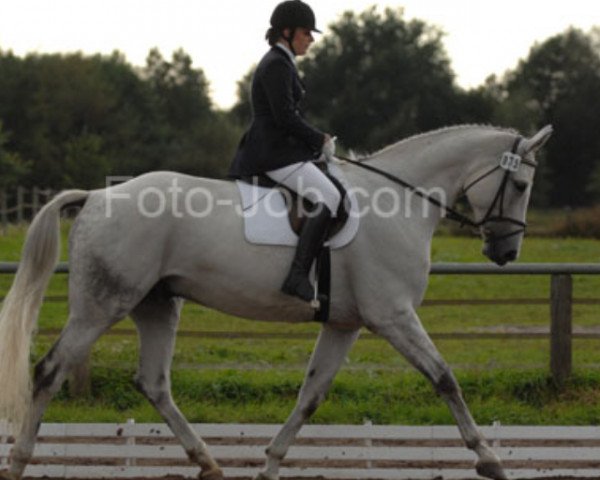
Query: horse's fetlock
7 449 30 477
475 442 501 462
466 437 482 450
10 446 30 462
265 445 285 461
198 465 224 480
186 446 216 468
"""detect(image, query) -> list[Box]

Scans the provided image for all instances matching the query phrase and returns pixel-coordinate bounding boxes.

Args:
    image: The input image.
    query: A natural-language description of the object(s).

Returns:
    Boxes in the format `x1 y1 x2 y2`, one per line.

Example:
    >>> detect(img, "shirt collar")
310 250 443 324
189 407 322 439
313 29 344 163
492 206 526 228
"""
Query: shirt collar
275 42 296 66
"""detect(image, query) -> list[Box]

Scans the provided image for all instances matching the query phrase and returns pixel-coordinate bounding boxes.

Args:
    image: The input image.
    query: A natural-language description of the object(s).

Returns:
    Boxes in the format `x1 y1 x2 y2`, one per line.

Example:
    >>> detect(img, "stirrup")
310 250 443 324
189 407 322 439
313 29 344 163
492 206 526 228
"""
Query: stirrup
281 273 327 309
310 285 329 311
309 292 329 311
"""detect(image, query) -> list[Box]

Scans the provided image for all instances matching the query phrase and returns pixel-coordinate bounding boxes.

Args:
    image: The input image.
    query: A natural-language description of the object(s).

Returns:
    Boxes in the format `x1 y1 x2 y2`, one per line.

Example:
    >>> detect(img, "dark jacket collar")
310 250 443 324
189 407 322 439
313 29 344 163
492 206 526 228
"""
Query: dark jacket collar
270 45 296 68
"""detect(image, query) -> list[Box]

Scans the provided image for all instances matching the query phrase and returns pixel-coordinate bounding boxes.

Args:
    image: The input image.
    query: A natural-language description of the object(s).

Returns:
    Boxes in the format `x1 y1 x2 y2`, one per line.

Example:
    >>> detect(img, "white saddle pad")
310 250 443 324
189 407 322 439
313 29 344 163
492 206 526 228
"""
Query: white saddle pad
236 164 359 249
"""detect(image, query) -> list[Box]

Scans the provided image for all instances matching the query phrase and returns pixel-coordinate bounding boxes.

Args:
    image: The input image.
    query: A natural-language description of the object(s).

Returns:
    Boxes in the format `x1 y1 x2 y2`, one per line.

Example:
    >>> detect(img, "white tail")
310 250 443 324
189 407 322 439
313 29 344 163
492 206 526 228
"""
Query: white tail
0 190 88 435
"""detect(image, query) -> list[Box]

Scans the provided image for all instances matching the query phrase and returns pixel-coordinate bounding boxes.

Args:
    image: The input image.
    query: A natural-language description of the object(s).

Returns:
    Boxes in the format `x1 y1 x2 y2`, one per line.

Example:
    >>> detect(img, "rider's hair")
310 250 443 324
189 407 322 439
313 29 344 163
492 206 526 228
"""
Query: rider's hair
265 27 281 46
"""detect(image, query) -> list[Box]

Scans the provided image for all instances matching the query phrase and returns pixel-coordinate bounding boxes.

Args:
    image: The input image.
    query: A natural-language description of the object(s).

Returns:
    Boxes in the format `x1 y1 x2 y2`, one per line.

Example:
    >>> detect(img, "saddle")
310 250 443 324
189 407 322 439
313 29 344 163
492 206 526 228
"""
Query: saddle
239 166 350 239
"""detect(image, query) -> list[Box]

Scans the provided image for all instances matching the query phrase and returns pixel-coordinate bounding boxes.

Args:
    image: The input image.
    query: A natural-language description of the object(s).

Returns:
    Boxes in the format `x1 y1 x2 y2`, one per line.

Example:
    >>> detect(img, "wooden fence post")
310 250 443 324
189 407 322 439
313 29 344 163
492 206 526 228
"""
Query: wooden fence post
125 418 136 467
550 274 572 385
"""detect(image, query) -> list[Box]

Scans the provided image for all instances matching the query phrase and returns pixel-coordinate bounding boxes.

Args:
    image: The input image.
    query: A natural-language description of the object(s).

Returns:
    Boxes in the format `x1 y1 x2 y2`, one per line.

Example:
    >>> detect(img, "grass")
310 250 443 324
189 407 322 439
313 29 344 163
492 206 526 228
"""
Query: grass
1 222 600 424
44 368 600 425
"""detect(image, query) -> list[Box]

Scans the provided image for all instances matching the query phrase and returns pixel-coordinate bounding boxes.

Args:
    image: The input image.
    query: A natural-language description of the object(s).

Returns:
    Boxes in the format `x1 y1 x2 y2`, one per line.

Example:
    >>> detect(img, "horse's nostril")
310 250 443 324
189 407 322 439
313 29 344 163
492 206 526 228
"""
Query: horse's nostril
505 250 517 262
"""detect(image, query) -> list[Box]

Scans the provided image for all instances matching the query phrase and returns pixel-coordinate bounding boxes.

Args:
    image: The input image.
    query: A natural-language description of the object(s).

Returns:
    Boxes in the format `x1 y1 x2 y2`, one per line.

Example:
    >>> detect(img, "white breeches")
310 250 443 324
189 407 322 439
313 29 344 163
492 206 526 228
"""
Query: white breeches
265 161 342 216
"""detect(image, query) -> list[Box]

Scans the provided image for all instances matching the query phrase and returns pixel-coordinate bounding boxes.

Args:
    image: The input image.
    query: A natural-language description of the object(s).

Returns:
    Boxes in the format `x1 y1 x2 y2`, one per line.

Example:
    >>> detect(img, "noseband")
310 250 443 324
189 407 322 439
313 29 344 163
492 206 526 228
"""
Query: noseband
338 136 536 239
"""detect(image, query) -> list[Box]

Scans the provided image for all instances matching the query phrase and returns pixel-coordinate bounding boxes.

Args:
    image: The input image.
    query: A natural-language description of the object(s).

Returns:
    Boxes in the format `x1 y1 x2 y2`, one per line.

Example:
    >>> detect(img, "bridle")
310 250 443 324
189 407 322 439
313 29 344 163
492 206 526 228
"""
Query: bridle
459 136 536 241
337 136 536 241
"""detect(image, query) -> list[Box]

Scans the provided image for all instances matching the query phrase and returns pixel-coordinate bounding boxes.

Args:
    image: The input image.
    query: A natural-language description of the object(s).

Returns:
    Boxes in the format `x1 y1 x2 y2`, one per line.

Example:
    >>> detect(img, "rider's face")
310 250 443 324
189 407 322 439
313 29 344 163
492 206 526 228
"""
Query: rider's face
288 28 314 56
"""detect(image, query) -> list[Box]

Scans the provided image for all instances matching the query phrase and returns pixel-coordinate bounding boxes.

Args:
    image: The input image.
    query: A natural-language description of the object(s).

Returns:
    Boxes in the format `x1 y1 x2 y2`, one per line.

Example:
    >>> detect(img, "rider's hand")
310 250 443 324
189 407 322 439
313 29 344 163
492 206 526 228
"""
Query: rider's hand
322 134 336 162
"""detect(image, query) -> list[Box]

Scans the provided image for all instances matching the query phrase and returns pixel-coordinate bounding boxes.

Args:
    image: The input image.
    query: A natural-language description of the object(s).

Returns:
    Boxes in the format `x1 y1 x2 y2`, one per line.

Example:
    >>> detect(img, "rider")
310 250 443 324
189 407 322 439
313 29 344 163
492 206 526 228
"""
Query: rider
229 0 341 304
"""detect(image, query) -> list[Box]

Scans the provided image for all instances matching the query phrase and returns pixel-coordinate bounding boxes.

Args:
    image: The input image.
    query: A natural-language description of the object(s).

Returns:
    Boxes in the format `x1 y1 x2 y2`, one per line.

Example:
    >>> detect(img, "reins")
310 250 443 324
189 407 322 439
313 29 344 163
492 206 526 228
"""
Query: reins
335 136 536 235
334 153 478 227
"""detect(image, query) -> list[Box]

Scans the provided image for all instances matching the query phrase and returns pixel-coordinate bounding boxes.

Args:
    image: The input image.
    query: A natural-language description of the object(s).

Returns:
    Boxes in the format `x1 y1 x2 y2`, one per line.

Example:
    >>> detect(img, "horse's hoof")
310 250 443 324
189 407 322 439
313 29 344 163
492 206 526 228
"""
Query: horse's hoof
476 460 508 480
199 467 224 480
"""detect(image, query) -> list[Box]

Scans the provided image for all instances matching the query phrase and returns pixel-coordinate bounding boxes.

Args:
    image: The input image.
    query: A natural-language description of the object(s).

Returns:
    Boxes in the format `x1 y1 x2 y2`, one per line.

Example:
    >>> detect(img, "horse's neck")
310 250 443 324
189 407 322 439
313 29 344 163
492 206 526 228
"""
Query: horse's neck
367 129 505 206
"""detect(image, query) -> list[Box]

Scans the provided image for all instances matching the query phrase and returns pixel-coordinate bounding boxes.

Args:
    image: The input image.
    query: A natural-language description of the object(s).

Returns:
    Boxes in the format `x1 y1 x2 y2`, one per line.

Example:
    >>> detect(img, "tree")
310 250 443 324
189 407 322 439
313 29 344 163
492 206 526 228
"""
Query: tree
0 121 29 189
298 7 486 152
142 48 240 178
497 28 600 207
0 47 239 187
63 133 109 189
144 48 212 130
229 66 254 127
0 50 158 187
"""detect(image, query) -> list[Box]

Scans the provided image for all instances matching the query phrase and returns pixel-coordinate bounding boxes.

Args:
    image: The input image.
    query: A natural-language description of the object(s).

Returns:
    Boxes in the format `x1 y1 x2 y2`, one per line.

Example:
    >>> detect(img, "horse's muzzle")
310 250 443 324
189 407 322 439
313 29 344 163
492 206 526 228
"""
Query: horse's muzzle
482 241 518 266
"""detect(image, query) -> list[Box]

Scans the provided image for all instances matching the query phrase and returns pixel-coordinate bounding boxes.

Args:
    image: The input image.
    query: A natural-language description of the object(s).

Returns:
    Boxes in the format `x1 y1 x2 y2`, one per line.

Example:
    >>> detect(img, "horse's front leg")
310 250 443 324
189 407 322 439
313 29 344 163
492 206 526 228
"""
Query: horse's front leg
368 307 507 480
256 325 360 480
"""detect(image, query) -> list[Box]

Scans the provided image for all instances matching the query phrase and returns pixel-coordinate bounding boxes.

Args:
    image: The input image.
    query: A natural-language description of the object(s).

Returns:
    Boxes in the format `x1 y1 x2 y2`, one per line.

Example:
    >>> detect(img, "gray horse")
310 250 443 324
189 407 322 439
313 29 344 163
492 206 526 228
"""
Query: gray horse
0 124 552 480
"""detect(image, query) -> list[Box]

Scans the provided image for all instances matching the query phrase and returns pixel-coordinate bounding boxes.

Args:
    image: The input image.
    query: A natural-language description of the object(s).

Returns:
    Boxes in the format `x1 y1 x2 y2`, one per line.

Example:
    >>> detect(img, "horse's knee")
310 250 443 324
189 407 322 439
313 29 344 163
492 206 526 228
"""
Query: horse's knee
434 370 460 397
33 348 62 399
134 374 169 407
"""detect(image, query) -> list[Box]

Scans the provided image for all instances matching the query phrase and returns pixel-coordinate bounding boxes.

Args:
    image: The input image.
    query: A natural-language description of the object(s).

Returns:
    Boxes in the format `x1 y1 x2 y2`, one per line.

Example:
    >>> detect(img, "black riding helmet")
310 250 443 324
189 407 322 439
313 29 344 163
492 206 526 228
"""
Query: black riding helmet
267 0 322 47
270 0 321 34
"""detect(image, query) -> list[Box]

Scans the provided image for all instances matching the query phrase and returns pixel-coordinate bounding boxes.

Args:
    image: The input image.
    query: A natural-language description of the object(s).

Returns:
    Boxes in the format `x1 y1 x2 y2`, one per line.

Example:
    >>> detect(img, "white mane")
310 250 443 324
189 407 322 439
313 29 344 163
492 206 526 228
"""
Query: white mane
361 124 519 160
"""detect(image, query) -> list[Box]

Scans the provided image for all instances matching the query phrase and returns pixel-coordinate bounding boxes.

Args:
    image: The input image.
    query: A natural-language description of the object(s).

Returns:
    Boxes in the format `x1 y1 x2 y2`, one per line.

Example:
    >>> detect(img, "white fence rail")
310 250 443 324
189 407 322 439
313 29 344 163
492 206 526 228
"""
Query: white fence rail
2 422 600 478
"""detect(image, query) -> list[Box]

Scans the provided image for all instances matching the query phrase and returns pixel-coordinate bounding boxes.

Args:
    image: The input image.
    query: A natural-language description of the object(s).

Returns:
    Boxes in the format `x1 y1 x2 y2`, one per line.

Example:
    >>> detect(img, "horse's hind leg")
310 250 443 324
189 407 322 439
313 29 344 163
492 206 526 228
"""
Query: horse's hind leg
257 325 360 480
370 308 507 480
130 289 222 480
4 310 116 480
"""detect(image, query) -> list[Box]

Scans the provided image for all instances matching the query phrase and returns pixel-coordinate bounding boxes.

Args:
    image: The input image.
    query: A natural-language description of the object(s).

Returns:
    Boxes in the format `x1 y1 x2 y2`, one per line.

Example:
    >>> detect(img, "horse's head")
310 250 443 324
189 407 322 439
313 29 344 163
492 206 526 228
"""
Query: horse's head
463 125 553 266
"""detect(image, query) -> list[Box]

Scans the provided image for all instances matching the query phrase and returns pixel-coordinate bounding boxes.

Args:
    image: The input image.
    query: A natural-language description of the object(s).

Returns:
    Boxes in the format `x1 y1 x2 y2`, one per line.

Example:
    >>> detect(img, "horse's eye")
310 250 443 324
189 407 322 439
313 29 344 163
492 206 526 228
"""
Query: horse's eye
513 180 528 193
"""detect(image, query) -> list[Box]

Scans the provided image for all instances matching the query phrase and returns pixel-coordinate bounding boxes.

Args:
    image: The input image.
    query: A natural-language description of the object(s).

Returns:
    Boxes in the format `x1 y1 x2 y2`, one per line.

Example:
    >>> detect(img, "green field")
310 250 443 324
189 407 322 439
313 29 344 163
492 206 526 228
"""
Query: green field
2 223 600 425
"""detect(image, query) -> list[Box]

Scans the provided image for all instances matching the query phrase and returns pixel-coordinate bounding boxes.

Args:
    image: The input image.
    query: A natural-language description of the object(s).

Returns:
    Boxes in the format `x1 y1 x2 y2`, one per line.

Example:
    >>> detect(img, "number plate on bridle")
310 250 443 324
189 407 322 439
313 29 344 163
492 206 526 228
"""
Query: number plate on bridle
500 151 522 172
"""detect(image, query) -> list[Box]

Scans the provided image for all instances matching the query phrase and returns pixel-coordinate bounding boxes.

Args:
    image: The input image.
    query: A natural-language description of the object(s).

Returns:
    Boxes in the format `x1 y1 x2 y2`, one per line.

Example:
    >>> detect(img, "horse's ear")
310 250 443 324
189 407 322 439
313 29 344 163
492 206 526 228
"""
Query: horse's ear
522 125 553 155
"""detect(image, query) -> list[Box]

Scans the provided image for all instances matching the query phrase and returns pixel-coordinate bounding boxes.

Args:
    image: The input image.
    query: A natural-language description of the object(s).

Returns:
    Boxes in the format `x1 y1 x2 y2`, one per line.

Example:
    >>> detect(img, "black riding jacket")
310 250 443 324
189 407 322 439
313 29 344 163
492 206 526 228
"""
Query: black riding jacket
228 46 325 178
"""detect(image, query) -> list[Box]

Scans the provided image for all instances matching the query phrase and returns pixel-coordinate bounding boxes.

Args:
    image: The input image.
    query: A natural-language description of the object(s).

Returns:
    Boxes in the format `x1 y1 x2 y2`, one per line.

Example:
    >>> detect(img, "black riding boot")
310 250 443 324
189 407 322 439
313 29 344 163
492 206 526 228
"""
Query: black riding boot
281 205 333 303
